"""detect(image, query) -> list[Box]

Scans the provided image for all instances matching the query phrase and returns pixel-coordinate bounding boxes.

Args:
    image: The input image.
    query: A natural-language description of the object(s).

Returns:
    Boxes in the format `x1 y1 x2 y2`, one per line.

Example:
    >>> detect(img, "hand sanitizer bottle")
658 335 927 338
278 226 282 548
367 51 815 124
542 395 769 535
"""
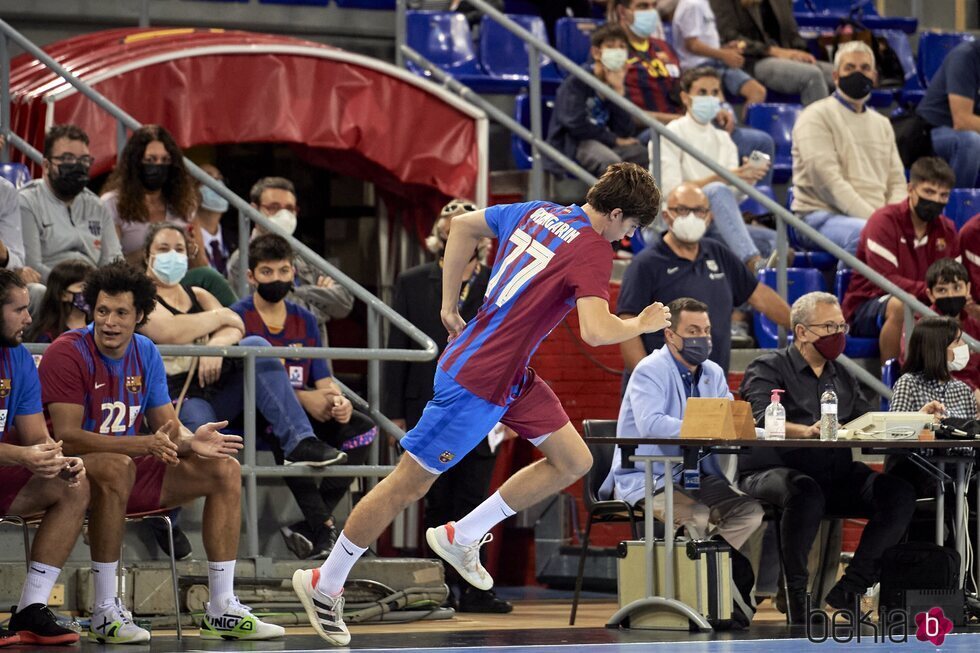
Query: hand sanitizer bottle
764 389 785 440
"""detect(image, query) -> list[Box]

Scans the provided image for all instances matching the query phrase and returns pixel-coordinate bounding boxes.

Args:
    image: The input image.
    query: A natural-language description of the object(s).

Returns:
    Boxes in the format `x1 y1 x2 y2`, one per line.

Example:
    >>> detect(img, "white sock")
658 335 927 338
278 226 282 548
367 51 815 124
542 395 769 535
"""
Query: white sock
18 561 60 609
453 490 516 546
315 532 366 596
91 560 119 610
207 560 236 614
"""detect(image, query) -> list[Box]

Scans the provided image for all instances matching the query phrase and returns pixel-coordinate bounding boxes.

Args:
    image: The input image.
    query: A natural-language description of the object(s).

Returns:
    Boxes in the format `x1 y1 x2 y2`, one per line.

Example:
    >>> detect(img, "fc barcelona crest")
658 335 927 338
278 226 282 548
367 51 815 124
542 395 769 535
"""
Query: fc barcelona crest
0 378 10 398
439 450 455 464
125 376 142 393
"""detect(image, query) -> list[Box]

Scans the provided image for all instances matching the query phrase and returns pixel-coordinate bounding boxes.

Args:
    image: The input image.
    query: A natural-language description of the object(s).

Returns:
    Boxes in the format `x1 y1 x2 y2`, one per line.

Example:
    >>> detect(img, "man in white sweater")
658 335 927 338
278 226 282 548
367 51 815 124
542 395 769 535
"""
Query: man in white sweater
660 67 774 271
790 42 907 258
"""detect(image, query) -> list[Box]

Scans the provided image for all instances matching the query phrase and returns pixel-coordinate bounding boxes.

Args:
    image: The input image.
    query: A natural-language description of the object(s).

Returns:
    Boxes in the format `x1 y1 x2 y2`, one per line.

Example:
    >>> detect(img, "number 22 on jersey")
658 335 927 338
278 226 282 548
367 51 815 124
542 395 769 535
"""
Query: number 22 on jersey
99 401 141 434
486 230 555 308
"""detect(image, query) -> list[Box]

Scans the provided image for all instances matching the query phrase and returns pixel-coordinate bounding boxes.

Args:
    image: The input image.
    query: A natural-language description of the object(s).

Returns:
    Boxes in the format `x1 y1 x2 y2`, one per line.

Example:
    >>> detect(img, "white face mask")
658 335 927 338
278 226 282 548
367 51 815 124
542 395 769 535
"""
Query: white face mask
671 213 707 243
267 209 297 236
949 343 970 371
600 48 628 72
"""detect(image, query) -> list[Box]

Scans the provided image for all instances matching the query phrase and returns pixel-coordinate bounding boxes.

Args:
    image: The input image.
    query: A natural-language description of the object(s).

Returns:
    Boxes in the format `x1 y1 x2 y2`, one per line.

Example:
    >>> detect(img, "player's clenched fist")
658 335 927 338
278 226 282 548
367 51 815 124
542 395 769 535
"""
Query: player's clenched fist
637 301 671 333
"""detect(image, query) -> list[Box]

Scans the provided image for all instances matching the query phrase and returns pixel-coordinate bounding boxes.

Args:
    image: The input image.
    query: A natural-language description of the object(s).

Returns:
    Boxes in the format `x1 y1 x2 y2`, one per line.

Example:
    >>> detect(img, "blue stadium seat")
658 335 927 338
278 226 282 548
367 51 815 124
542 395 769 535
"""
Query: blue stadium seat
334 0 394 7
835 269 880 358
792 0 917 33
0 163 31 188
880 357 899 410
480 14 562 90
405 11 516 93
739 185 776 216
745 103 801 185
754 268 826 348
946 188 980 231
918 32 976 86
555 17 601 69
511 92 556 170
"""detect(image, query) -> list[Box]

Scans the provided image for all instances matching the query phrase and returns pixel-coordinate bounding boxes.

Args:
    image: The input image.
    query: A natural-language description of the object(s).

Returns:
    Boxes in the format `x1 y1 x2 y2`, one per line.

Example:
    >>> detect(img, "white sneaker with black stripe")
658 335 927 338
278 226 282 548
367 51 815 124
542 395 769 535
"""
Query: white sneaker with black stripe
291 568 350 645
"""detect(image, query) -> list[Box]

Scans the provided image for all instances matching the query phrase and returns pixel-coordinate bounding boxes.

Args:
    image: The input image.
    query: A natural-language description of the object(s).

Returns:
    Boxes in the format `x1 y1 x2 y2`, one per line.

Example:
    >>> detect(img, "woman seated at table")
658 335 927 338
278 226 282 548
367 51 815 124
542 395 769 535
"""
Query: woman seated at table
890 316 977 419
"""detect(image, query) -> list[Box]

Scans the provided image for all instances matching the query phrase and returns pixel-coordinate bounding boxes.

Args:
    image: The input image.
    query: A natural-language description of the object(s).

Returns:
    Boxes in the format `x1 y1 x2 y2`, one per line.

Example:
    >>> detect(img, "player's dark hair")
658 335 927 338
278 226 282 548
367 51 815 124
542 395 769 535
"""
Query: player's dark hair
586 162 662 227
83 260 157 328
667 297 708 330
0 269 26 307
926 258 970 290
248 233 293 271
902 315 959 383
910 157 956 190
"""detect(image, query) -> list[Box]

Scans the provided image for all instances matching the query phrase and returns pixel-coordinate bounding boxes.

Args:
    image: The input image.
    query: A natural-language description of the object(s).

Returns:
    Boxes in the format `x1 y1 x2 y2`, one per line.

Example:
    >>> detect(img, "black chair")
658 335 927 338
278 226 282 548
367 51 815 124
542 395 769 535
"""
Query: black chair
569 419 645 625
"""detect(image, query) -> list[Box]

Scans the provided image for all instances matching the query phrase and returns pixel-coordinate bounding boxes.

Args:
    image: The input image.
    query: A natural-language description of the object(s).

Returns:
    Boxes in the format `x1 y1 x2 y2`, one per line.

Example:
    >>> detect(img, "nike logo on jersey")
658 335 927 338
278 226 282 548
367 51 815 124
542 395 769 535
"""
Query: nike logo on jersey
95 382 106 389
667 267 679 275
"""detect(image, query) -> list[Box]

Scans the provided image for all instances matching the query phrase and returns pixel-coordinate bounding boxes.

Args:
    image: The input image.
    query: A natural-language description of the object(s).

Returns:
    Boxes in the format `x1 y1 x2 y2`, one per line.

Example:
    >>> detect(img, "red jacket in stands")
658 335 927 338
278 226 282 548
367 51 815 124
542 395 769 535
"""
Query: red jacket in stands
843 200 960 320
958 215 980 303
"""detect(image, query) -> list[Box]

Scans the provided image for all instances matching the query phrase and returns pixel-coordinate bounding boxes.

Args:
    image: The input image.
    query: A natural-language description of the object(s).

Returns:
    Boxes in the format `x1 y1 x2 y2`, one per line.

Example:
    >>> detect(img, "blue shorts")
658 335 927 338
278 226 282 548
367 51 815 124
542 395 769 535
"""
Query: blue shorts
401 367 569 474
851 295 890 338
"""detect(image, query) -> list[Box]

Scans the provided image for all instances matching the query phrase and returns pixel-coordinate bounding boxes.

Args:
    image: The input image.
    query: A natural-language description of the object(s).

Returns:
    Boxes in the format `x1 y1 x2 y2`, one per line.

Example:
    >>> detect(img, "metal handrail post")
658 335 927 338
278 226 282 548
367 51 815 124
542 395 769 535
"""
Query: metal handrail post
401 47 595 185
1 35 9 163
395 0 407 70
243 353 259 560
776 216 788 348
528 43 544 200
650 133 661 187
4 133 43 165
236 208 250 297
366 306 382 471
116 120 126 163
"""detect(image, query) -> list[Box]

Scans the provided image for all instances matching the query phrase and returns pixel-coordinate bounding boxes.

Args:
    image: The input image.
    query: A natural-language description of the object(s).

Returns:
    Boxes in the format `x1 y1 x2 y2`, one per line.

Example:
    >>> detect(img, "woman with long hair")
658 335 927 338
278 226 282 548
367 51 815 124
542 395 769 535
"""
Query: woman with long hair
890 316 977 418
26 259 94 343
101 124 207 268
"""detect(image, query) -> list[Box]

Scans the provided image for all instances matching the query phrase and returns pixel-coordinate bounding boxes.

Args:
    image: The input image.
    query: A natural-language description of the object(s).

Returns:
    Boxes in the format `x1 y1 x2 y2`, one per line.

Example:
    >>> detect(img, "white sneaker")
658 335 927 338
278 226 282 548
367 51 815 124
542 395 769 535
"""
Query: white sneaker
88 598 150 644
426 522 494 591
200 596 285 640
291 568 351 646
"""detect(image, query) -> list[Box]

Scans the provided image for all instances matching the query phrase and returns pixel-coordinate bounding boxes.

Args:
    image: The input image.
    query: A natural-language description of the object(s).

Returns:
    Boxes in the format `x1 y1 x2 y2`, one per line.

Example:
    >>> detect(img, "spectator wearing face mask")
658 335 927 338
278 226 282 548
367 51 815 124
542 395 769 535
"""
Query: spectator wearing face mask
547 24 648 176
25 259 93 343
20 124 122 283
842 157 958 364
192 163 235 276
100 124 208 269
226 177 353 347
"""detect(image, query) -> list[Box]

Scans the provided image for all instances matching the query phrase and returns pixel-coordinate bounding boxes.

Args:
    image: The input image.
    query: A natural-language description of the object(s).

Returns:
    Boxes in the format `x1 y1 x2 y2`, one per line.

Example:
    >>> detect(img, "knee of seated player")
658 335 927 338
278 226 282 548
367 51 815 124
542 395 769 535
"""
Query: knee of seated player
209 455 242 490
558 446 593 482
58 473 91 510
82 453 136 495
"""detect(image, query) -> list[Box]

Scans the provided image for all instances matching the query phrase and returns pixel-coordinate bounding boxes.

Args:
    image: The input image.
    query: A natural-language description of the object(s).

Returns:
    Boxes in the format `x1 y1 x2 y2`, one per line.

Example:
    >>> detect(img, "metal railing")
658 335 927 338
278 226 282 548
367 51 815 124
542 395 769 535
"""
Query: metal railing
396 0 980 400
0 18 442 566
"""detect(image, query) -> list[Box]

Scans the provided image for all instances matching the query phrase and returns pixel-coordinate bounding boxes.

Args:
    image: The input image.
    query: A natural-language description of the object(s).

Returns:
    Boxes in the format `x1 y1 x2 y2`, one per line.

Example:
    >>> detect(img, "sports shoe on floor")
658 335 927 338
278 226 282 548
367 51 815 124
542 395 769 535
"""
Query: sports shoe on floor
291 568 350 646
88 598 150 644
426 522 493 591
200 596 285 640
9 603 79 645
457 587 513 614
0 628 19 647
280 522 314 559
285 439 347 467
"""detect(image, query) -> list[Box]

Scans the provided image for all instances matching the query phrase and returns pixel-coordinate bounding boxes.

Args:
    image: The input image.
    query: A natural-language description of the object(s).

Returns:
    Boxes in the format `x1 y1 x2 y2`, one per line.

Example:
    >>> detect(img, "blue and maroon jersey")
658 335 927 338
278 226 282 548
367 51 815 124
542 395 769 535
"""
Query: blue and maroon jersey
625 37 683 115
231 296 331 389
441 201 613 405
39 325 170 435
0 345 43 443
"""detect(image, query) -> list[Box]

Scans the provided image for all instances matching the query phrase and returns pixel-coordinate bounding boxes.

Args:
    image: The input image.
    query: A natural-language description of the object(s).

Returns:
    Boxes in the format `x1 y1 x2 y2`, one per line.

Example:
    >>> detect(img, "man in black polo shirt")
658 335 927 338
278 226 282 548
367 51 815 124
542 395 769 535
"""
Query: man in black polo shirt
618 183 790 377
738 291 915 622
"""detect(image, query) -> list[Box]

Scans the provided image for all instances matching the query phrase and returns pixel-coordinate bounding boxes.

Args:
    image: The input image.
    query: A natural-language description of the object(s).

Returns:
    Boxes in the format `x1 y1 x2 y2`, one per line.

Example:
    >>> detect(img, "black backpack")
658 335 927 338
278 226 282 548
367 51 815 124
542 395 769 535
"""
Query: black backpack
879 542 962 623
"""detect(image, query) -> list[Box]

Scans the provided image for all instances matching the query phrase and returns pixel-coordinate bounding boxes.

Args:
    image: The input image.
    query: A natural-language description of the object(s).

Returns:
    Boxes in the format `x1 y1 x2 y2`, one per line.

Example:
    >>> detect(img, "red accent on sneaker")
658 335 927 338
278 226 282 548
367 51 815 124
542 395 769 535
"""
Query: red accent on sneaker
445 522 456 544
17 631 79 646
311 568 321 591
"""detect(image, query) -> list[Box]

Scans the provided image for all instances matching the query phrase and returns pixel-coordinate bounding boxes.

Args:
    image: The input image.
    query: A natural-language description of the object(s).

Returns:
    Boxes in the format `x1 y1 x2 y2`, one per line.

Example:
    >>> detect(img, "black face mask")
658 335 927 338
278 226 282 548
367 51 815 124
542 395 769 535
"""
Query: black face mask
49 162 90 200
838 71 873 101
256 280 292 303
935 295 967 317
914 196 946 223
139 163 170 191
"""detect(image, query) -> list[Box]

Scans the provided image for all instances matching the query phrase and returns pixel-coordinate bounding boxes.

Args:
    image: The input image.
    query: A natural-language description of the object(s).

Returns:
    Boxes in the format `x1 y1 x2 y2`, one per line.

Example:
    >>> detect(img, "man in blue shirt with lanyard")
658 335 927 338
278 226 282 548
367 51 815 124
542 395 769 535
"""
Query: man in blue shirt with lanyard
600 296 762 626
0 269 87 646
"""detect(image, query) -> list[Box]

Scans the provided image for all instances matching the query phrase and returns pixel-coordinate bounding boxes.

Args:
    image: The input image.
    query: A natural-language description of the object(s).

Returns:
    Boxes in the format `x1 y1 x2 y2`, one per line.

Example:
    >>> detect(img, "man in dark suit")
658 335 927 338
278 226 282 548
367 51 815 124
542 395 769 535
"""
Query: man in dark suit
709 0 833 105
382 199 512 614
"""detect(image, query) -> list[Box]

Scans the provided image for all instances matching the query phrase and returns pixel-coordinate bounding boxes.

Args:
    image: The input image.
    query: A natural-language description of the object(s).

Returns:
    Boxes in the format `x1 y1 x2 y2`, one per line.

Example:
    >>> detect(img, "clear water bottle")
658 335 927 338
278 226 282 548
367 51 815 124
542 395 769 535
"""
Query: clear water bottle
764 389 785 440
820 385 838 441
